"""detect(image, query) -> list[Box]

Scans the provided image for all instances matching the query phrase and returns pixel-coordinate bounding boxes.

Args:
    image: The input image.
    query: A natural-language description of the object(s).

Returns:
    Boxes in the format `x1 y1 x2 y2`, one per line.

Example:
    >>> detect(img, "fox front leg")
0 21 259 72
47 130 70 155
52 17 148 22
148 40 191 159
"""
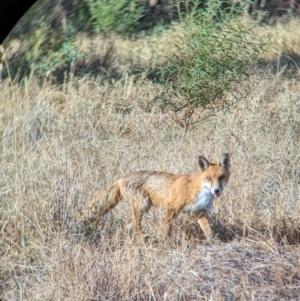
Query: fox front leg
198 211 212 241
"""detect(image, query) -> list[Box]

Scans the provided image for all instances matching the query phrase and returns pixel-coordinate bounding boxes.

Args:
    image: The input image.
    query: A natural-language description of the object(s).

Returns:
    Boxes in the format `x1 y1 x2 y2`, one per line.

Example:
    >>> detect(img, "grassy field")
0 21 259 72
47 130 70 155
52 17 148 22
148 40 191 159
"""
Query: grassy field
1 18 300 300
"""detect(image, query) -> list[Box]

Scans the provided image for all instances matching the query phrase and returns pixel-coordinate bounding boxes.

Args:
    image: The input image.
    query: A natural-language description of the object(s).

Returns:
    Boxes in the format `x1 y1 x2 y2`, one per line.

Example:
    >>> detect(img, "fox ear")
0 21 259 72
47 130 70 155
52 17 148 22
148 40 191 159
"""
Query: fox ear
220 153 230 168
198 156 210 171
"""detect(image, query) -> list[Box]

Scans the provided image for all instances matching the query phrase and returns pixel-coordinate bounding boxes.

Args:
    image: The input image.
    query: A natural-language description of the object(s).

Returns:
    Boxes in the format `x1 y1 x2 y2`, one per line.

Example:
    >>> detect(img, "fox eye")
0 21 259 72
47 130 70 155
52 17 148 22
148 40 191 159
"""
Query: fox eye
219 175 225 181
206 176 212 181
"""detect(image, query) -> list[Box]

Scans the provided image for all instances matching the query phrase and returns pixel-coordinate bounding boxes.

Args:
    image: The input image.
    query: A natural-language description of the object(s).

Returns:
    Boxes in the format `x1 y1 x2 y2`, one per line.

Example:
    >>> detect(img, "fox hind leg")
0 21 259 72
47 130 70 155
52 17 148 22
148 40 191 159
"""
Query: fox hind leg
131 206 141 232
126 195 152 233
125 202 140 232
163 208 177 239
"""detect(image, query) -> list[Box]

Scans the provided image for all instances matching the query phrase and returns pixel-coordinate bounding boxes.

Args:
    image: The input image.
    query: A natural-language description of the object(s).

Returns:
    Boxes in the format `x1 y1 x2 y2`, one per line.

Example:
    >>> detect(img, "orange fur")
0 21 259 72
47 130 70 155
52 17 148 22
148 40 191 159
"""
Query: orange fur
84 154 230 240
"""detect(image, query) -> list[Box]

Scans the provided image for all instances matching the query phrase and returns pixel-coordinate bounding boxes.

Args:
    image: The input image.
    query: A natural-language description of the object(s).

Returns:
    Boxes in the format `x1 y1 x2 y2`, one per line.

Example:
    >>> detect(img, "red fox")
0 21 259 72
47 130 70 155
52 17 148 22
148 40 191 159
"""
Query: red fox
83 154 230 240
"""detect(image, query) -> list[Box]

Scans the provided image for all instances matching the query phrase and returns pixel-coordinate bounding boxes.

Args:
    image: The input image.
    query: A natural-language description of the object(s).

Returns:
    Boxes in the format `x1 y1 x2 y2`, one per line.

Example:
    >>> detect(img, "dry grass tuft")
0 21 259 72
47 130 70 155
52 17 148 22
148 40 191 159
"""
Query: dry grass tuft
1 21 300 300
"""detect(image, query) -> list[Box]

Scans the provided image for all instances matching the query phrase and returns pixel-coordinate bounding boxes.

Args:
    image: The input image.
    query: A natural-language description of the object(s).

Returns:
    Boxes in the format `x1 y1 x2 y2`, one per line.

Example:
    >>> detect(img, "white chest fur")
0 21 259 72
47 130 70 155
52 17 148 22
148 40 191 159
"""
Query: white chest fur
183 187 215 213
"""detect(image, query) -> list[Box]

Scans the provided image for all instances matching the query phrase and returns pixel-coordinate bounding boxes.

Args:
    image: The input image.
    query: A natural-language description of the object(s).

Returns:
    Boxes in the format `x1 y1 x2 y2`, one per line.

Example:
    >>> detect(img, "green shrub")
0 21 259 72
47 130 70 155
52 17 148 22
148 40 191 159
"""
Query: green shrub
5 1 82 80
14 25 82 80
86 0 144 36
158 0 270 128
24 24 82 78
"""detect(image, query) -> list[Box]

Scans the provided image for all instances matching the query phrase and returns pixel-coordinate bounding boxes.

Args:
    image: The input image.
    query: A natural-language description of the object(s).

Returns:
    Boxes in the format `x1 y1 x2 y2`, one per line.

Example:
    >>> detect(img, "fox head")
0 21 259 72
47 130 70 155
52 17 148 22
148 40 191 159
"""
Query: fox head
198 153 230 198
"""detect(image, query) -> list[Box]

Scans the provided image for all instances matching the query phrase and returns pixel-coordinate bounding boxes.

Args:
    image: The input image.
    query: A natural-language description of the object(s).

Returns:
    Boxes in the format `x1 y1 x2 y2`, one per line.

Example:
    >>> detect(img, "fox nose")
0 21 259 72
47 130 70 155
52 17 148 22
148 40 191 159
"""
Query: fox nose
214 188 220 195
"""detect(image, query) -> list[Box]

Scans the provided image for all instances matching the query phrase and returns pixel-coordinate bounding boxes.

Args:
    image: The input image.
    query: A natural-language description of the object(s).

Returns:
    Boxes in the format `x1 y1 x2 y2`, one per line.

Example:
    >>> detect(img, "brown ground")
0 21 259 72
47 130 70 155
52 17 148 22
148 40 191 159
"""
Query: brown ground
1 18 300 301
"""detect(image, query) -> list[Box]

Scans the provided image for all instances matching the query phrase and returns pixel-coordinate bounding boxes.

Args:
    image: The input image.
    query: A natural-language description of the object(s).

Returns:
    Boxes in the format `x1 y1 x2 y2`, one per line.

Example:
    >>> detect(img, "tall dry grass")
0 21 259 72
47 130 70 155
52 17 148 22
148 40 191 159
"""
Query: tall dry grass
1 20 300 301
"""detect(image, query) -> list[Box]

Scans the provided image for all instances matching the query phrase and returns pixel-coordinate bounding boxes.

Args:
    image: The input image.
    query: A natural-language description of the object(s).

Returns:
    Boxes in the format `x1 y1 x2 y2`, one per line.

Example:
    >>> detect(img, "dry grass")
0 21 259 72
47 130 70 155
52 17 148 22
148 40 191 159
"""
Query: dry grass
1 21 300 300
73 17 300 78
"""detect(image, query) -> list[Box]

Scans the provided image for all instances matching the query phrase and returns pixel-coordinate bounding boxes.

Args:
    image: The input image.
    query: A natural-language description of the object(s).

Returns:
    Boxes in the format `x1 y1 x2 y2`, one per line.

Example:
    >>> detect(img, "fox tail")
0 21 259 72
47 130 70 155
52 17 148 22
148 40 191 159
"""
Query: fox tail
81 181 121 220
